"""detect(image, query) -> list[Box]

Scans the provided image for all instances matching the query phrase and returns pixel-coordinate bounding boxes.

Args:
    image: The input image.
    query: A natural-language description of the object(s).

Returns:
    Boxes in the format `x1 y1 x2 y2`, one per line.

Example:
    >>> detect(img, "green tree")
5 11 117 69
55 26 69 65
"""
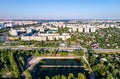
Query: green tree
25 69 32 79
19 56 25 66
78 73 86 79
45 76 50 79
61 75 67 79
107 73 113 79
9 52 20 78
89 55 96 65
68 73 74 79
79 50 84 56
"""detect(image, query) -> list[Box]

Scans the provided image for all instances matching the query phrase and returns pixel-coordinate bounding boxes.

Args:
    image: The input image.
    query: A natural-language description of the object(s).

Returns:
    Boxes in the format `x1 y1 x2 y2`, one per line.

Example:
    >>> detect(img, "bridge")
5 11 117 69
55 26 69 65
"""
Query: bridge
28 56 81 70
39 65 84 68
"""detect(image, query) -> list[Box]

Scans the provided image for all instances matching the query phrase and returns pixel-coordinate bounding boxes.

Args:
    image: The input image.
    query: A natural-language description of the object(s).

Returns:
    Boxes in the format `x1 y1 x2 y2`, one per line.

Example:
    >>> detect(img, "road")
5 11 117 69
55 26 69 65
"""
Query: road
0 46 81 52
93 48 120 53
0 46 120 53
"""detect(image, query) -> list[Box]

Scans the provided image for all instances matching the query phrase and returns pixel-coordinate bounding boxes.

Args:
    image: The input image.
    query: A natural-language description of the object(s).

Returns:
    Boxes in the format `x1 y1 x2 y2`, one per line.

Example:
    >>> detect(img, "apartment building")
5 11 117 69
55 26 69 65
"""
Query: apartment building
21 33 71 41
9 29 18 36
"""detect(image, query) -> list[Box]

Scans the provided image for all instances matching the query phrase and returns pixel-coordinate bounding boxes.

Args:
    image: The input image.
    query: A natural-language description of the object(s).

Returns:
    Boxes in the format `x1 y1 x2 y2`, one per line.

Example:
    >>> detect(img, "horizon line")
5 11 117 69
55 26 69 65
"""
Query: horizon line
1 18 120 20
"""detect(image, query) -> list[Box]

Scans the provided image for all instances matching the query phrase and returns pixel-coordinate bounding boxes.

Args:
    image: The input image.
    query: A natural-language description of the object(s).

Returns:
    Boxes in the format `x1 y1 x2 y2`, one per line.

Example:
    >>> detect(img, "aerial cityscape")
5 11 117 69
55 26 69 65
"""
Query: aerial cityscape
0 0 120 79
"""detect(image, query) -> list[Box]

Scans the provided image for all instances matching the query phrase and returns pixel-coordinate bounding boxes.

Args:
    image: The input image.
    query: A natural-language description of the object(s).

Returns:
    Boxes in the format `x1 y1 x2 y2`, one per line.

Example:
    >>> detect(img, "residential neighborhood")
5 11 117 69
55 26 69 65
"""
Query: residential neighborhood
0 0 120 79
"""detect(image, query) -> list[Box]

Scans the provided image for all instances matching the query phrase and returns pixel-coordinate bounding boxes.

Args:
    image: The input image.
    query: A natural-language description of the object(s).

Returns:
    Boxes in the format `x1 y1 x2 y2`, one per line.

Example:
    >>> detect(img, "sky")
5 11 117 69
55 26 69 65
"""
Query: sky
0 0 120 19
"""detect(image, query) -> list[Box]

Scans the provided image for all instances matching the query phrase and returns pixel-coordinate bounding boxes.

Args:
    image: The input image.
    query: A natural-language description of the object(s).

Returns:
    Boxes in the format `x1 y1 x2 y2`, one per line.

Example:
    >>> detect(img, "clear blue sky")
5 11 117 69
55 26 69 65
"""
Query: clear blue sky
0 0 120 19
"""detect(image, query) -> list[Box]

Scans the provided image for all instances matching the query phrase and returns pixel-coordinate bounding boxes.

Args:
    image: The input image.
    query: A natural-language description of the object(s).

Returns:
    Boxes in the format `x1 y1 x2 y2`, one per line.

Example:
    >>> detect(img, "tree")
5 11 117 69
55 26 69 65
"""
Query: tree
107 73 113 79
35 50 40 56
92 63 106 77
19 56 25 66
68 73 74 79
61 75 67 79
45 76 50 79
89 55 96 65
25 69 32 79
79 50 84 56
9 52 20 78
74 49 84 56
78 73 86 79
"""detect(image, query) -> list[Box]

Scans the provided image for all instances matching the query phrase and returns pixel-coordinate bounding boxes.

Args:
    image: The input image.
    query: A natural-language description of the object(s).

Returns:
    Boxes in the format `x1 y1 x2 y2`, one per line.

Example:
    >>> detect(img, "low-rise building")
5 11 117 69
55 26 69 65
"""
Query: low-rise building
4 22 13 27
0 23 5 29
84 27 90 33
35 27 45 32
9 29 18 36
90 28 96 32
21 36 46 41
78 27 84 32
21 33 71 41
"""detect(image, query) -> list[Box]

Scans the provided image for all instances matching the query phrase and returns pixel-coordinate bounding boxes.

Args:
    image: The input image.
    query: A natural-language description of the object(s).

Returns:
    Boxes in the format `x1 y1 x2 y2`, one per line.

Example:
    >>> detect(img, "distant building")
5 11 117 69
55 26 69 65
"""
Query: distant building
35 27 45 32
14 21 37 25
4 22 13 27
21 33 71 41
90 28 96 32
17 28 26 32
78 27 84 32
26 29 32 33
84 28 90 33
21 36 46 41
9 29 18 36
67 24 96 33
0 23 5 29
38 33 71 41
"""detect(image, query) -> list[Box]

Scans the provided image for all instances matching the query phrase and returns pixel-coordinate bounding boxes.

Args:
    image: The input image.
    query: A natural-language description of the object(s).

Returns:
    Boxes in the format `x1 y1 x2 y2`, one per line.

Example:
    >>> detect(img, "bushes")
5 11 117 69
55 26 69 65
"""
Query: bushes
73 49 84 56
25 69 32 79
45 73 86 79
8 52 20 78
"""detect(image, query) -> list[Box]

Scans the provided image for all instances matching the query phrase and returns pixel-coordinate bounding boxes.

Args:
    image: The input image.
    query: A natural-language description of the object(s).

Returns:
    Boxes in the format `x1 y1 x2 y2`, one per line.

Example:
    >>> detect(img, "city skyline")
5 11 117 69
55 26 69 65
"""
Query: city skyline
0 0 120 19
